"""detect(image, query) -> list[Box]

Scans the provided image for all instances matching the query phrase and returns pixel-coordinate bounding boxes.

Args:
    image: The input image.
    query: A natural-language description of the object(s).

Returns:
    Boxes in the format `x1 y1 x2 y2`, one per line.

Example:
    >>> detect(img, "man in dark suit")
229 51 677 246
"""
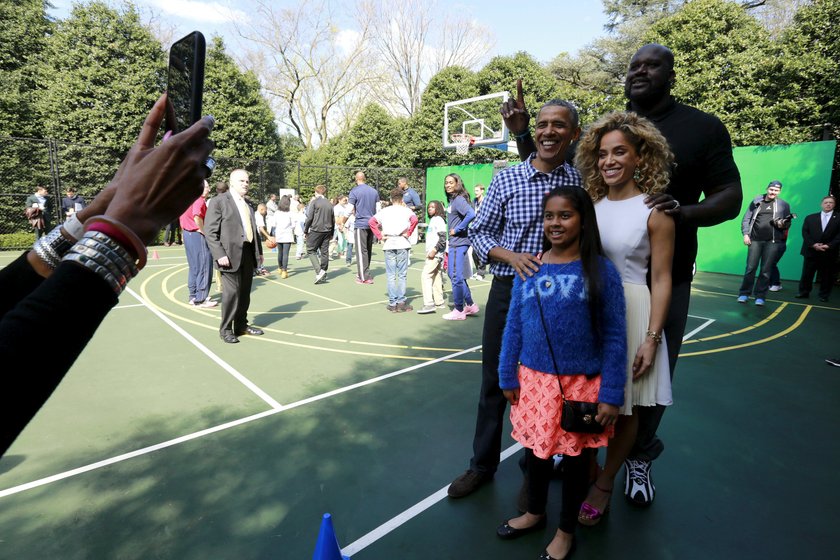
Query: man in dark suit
205 169 265 343
796 195 840 302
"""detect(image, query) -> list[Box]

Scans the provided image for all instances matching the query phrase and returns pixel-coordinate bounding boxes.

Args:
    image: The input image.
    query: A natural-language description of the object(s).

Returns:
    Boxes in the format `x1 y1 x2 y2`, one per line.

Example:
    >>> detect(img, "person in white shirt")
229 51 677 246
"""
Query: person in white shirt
417 200 448 313
369 188 419 312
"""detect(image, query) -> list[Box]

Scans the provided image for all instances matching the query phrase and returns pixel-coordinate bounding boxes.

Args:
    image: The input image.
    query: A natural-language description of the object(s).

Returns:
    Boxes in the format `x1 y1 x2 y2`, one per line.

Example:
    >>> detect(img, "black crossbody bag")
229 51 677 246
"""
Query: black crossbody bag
535 287 605 434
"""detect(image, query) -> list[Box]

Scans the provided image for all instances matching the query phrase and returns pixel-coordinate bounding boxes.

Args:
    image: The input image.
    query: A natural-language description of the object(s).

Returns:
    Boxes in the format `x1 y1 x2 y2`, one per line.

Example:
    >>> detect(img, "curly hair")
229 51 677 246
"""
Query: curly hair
574 111 674 202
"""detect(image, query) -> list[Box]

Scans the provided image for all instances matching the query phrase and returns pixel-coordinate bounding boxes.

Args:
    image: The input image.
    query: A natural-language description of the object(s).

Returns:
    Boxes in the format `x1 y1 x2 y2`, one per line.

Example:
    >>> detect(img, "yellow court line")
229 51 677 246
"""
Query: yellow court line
139 265 480 357
682 302 788 344
680 305 812 357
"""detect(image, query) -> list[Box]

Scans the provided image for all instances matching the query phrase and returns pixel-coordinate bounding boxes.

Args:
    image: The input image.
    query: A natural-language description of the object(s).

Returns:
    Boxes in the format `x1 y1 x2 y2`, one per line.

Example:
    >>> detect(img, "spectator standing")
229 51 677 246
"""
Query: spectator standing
180 180 216 308
417 200 448 314
61 188 86 221
369 188 419 312
24 185 53 240
349 171 378 283
737 180 792 306
204 169 265 344
796 195 840 302
273 195 295 279
442 173 478 321
471 184 487 280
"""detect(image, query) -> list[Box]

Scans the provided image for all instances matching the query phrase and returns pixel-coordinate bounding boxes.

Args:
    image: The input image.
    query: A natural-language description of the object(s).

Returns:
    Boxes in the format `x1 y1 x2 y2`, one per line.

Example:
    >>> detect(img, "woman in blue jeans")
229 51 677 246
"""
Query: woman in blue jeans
443 173 478 320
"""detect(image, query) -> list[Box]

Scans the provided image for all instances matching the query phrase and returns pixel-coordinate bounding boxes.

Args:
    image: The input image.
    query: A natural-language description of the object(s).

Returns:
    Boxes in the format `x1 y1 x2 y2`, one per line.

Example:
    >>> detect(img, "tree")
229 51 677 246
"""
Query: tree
0 0 52 138
237 0 376 149
336 103 405 168
37 1 163 149
203 36 281 162
359 0 494 117
645 0 815 146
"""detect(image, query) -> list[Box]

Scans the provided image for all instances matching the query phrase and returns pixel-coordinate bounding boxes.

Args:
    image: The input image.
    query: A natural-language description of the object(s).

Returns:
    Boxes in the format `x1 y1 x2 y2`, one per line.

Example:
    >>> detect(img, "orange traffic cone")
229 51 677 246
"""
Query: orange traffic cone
151 250 160 260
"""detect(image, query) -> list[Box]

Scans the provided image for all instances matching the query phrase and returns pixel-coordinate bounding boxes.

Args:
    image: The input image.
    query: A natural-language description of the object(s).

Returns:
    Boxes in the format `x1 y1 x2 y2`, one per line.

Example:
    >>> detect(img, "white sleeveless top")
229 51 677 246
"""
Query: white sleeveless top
595 194 652 285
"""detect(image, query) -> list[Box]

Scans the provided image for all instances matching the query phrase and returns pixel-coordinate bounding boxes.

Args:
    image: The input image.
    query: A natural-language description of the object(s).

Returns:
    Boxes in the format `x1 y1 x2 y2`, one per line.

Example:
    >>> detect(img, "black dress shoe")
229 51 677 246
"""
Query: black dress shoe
237 326 264 336
794 293 808 299
220 332 239 344
496 516 546 540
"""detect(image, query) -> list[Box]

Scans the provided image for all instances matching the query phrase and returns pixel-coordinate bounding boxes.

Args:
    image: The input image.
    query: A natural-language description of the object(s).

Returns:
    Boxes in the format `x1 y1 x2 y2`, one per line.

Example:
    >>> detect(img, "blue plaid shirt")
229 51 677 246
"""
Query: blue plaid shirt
468 154 583 278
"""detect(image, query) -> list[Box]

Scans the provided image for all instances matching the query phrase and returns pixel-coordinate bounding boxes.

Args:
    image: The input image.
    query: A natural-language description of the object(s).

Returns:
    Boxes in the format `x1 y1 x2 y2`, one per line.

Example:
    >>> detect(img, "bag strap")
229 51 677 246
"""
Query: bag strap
535 285 566 401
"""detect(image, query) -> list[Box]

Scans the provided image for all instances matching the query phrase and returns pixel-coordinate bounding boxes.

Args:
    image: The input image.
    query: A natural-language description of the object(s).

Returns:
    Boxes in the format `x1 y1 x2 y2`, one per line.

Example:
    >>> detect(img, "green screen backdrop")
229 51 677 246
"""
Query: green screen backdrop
696 140 836 280
426 140 836 281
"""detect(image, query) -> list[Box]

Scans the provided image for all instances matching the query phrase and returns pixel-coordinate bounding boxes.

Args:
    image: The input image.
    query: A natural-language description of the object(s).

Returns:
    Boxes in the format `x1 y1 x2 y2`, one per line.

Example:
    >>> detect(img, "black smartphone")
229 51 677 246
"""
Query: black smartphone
165 31 206 135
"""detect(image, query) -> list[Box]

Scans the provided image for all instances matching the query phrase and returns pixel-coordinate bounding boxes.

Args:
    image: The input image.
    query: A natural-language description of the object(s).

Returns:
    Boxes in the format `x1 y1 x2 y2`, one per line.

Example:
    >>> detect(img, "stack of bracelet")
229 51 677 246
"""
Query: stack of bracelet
32 215 147 295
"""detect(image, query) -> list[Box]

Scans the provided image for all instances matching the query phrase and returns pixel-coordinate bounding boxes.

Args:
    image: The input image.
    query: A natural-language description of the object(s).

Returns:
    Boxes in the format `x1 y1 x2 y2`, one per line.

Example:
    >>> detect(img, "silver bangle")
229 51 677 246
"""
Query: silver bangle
62 252 123 294
32 226 74 269
74 240 129 289
83 231 139 278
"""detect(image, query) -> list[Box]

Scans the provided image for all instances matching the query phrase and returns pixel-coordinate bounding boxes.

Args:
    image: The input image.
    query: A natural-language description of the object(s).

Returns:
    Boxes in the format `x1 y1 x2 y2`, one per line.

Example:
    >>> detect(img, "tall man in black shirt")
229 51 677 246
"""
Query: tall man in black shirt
506 43 742 507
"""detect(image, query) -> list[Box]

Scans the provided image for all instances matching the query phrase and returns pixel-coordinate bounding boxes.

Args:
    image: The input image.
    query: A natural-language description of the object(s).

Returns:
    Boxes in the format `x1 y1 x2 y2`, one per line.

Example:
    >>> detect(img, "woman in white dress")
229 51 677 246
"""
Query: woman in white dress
573 111 675 524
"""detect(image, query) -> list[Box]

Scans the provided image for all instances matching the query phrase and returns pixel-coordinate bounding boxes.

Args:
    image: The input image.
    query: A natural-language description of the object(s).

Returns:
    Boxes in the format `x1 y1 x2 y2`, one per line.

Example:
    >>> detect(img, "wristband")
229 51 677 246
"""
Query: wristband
84 215 147 270
513 129 531 141
62 213 85 241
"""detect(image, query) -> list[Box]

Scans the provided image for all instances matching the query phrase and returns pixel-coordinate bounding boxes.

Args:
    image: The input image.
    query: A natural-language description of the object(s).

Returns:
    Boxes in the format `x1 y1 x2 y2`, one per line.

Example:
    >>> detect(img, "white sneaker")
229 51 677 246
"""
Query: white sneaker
195 299 218 308
768 285 782 292
416 305 436 314
314 270 327 284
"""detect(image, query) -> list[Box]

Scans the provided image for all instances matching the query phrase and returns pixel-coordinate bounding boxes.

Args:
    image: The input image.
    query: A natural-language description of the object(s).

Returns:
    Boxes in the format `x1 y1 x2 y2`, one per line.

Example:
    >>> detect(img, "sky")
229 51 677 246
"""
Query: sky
47 0 610 63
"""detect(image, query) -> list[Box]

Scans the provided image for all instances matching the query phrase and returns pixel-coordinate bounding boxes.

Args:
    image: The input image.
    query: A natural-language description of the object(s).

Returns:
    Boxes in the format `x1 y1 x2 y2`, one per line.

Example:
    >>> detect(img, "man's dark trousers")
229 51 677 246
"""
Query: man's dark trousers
469 275 513 474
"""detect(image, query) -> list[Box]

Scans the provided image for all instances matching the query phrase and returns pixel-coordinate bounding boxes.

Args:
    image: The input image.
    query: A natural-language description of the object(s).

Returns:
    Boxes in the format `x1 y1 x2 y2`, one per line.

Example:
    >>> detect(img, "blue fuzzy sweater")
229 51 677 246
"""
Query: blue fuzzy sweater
498 258 627 406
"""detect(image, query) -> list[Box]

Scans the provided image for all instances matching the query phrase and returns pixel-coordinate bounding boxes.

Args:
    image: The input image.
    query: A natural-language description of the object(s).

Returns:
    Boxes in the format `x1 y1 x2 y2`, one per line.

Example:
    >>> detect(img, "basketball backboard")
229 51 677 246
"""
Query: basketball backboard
443 91 510 151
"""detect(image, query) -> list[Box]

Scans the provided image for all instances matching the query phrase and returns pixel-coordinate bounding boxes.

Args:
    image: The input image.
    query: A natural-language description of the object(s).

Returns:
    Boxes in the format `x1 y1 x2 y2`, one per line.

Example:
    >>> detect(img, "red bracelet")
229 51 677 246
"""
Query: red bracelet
84 215 148 270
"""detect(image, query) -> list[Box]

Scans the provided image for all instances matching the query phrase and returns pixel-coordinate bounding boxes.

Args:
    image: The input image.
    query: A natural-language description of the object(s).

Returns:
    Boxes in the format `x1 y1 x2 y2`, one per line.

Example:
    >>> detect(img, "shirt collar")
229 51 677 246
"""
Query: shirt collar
524 153 574 180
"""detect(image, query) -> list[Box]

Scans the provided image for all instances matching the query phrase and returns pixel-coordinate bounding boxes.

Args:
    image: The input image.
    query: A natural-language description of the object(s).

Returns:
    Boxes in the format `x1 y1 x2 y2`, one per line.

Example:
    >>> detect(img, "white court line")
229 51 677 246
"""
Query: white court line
113 303 146 310
0 345 481 499
684 314 715 341
0 409 279 499
342 442 523 556
124 286 282 410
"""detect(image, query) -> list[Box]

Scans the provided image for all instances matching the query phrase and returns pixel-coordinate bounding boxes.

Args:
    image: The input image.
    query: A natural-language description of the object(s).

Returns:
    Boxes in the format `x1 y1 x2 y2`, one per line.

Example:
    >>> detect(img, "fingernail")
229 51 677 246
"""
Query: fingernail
204 115 215 129
162 130 173 143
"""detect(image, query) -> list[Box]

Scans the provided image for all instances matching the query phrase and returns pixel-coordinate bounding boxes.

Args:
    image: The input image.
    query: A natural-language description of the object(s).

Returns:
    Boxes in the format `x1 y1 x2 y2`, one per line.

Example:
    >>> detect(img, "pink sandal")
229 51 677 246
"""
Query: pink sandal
578 482 612 526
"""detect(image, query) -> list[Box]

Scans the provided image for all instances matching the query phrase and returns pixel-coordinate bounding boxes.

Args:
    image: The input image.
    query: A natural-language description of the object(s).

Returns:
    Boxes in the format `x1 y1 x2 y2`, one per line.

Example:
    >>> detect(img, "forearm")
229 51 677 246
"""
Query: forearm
513 133 536 162
682 181 742 227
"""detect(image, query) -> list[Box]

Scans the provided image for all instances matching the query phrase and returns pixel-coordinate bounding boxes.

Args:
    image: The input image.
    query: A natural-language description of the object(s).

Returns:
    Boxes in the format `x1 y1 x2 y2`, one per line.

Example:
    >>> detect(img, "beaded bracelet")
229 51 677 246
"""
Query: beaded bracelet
513 129 531 141
84 215 147 271
646 330 663 343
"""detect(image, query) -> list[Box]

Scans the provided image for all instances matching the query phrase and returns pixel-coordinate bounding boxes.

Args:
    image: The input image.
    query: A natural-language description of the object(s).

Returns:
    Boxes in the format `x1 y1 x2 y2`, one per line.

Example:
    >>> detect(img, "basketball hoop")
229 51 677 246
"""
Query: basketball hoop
451 133 473 155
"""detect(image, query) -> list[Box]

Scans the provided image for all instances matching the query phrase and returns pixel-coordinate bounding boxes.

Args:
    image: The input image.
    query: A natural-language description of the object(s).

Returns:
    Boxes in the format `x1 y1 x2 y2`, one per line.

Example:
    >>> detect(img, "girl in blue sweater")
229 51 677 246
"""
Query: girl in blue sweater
495 186 627 560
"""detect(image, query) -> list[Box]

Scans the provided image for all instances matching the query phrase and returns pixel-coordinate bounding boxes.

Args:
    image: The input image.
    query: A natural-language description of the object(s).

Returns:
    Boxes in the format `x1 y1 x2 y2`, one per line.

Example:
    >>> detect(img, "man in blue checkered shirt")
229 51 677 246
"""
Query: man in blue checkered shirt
447 99 583 499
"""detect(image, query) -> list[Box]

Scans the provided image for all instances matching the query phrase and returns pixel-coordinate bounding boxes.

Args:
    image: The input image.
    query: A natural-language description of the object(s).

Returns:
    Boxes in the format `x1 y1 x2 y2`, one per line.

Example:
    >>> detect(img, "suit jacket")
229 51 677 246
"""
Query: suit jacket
800 210 840 257
205 191 262 272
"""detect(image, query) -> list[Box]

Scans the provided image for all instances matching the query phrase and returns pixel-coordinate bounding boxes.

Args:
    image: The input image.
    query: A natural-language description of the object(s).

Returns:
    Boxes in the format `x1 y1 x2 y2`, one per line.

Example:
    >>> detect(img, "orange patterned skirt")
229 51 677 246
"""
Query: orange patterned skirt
510 364 613 459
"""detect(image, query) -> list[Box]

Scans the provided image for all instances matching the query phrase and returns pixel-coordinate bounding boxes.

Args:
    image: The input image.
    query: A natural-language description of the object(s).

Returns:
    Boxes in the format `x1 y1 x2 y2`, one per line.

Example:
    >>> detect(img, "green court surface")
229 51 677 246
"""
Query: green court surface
1 245 838 559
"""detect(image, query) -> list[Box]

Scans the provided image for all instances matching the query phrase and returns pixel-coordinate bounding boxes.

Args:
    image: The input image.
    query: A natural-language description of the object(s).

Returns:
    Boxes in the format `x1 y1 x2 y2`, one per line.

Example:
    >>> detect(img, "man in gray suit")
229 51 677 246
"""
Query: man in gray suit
205 169 265 343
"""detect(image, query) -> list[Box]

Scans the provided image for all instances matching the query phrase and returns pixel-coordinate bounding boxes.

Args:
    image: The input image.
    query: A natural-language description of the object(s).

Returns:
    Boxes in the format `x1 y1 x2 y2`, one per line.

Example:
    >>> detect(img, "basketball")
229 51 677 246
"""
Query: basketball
265 238 277 249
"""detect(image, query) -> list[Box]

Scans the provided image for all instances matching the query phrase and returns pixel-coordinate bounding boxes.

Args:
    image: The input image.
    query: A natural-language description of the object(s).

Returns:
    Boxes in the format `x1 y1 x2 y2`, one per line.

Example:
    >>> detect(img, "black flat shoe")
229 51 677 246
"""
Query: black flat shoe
496 516 546 540
220 332 239 344
237 326 264 336
539 537 576 560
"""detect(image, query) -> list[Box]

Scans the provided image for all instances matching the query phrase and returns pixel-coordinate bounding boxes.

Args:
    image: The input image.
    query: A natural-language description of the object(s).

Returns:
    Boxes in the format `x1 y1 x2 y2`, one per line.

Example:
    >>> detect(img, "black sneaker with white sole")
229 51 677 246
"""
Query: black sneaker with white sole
624 458 655 507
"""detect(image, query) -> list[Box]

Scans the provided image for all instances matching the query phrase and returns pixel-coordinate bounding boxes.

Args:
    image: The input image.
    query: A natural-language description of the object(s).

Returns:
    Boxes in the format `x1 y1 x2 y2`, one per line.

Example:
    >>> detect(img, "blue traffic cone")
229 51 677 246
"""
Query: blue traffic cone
312 513 350 560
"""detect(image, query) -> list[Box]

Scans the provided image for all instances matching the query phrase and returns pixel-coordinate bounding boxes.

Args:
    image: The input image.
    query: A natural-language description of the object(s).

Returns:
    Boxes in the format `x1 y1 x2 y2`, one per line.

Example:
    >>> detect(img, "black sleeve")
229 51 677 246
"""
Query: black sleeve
0 252 45 321
0 261 117 456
